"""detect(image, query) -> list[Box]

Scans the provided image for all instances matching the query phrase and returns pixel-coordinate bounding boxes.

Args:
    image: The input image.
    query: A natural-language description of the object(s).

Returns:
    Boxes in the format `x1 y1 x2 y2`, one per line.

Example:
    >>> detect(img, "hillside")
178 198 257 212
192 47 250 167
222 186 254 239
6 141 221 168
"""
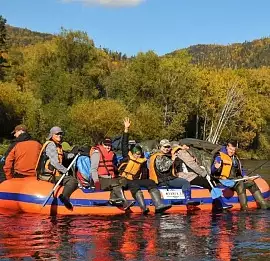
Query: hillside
185 38 270 69
6 25 54 47
6 25 270 68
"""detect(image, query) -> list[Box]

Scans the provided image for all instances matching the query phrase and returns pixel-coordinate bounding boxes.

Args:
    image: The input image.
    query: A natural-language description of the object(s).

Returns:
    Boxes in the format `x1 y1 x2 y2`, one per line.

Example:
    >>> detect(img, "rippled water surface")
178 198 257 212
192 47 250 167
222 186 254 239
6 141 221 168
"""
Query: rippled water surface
0 160 269 261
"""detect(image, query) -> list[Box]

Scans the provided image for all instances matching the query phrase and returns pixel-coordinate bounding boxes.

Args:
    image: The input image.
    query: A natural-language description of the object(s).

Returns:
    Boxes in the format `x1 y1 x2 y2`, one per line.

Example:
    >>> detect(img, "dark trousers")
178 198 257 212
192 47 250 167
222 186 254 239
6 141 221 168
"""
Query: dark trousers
61 175 78 199
234 179 259 194
160 177 191 192
99 176 127 191
40 174 78 199
126 179 157 198
190 176 211 190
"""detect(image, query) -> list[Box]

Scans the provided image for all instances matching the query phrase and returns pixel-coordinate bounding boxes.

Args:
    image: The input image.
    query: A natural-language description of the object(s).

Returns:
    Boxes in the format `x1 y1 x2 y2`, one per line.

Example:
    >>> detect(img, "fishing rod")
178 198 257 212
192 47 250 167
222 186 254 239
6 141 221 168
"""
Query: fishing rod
246 160 269 176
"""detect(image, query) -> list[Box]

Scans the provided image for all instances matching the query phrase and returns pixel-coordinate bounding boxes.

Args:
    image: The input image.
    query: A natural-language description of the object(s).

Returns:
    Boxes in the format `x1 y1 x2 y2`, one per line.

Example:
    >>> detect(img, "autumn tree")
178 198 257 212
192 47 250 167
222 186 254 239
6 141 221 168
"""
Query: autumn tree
0 15 8 80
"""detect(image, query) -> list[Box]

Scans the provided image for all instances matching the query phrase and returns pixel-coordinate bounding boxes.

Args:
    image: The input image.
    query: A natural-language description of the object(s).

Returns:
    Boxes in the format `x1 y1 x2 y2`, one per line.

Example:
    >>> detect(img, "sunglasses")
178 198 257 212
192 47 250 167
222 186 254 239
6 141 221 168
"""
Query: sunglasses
55 132 63 136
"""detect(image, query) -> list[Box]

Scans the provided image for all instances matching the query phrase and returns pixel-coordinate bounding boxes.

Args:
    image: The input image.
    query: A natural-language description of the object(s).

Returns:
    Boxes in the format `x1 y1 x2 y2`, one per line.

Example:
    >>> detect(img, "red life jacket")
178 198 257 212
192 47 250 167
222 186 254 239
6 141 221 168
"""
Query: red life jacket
95 145 116 177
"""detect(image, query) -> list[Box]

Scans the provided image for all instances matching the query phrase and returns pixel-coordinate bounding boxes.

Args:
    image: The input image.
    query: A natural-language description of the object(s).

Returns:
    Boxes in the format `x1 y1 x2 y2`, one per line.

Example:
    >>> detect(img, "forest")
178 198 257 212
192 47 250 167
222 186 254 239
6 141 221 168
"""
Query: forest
0 15 270 158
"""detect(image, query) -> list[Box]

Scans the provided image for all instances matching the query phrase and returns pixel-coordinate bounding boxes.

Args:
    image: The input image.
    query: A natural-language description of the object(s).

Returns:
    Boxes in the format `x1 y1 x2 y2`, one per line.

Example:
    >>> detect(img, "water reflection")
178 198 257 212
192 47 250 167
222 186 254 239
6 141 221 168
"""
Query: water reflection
0 160 269 260
0 210 269 261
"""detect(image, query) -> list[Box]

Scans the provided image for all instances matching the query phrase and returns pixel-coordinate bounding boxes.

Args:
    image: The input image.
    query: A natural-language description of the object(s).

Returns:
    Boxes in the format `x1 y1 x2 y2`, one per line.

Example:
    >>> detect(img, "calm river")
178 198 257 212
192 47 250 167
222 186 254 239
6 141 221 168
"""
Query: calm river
0 160 269 261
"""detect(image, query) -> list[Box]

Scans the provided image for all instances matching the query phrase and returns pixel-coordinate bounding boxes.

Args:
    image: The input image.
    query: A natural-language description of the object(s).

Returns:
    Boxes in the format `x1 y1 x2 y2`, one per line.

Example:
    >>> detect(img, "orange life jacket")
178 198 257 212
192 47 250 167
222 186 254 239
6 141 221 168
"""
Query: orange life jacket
149 152 163 184
149 151 177 184
219 152 242 179
119 151 147 180
35 141 63 180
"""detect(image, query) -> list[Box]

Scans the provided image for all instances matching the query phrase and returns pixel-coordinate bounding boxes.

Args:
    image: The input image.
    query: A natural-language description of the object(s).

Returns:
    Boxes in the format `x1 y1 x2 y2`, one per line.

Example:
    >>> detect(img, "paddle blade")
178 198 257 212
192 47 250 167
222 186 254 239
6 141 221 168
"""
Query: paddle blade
219 179 235 188
211 187 223 199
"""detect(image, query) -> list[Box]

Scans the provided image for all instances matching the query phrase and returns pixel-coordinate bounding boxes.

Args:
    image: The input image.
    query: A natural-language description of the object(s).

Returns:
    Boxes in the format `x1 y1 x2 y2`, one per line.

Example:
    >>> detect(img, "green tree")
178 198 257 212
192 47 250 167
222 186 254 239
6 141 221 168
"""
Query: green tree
67 99 128 145
0 15 8 80
0 82 45 140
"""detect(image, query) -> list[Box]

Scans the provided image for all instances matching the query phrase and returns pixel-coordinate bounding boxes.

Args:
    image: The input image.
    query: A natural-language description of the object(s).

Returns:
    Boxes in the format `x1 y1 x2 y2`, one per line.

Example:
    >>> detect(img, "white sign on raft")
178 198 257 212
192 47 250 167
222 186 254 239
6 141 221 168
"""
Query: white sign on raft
159 189 185 200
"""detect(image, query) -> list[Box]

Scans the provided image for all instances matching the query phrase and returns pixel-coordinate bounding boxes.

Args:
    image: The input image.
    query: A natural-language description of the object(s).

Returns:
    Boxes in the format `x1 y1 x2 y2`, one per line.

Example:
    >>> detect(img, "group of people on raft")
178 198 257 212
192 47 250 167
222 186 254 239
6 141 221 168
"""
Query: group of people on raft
2 118 270 213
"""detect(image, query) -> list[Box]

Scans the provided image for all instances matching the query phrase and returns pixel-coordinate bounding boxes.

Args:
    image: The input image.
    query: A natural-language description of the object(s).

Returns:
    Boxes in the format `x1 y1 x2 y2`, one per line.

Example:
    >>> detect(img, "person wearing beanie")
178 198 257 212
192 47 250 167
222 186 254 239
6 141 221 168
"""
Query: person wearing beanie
3 124 42 180
90 123 135 211
36 126 78 210
118 118 171 214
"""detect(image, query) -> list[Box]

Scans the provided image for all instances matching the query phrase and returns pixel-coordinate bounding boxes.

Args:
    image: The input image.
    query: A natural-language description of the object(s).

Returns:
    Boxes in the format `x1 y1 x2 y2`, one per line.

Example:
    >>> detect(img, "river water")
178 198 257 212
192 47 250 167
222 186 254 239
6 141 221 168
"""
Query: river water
0 160 269 261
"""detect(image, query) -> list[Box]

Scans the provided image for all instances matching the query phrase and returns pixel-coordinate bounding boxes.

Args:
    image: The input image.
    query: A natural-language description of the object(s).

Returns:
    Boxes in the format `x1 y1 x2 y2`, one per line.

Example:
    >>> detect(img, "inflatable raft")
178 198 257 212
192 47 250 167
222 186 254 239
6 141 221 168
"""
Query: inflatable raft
0 177 269 215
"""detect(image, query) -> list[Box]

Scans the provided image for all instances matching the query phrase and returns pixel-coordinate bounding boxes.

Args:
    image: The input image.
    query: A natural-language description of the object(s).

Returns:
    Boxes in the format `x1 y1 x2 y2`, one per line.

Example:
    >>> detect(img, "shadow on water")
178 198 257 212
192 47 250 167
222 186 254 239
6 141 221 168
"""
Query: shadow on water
0 210 269 261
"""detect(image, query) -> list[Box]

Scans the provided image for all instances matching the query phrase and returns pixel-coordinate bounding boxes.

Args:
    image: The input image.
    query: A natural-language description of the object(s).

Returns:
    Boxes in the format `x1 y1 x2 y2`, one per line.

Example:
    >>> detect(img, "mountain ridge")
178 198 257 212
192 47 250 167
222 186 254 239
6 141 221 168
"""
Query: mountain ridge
6 25 270 68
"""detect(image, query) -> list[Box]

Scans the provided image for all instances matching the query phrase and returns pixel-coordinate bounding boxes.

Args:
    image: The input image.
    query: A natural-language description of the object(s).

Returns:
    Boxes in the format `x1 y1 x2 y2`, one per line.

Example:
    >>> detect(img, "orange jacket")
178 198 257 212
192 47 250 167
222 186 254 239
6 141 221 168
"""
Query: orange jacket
3 134 42 179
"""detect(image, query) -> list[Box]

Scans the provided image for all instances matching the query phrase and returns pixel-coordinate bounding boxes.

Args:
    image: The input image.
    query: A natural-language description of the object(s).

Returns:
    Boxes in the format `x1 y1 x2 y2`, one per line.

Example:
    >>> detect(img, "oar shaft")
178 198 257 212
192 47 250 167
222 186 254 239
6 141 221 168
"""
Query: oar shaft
234 175 260 182
206 175 214 189
42 153 80 207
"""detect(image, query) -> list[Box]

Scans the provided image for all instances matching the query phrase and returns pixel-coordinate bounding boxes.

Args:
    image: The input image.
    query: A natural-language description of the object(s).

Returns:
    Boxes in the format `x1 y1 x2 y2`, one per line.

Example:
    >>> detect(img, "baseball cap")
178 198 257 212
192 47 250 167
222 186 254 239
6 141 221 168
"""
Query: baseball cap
160 139 171 147
102 138 112 146
47 126 64 139
11 124 27 134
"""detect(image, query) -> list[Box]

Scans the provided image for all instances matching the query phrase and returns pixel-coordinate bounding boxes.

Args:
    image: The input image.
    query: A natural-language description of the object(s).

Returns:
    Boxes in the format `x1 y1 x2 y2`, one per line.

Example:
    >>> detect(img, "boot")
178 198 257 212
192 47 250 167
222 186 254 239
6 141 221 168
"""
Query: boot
60 181 78 210
235 181 248 211
149 188 172 214
183 190 201 206
59 194 73 210
212 197 233 211
135 191 150 215
238 192 248 211
108 190 124 206
111 186 135 211
252 190 270 210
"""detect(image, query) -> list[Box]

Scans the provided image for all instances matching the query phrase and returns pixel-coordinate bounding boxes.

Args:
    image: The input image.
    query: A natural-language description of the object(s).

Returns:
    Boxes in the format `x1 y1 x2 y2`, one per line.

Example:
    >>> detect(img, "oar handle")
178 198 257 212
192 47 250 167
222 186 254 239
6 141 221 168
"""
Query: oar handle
42 153 80 207
206 174 223 199
206 175 214 189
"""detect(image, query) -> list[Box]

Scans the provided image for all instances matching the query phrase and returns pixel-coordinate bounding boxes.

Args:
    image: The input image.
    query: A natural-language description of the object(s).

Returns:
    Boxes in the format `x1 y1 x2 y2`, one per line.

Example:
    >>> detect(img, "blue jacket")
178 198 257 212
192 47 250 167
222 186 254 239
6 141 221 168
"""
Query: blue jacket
211 146 246 176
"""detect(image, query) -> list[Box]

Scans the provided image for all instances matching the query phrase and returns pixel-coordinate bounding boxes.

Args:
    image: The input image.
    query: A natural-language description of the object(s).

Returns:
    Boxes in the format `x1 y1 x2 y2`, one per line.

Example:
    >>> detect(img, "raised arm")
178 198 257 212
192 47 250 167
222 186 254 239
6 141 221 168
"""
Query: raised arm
121 117 131 158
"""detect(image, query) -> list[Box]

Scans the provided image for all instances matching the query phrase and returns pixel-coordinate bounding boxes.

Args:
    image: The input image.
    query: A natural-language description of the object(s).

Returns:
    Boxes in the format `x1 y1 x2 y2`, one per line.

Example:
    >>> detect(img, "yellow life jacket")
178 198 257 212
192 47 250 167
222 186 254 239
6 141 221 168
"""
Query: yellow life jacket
219 152 233 179
36 141 64 180
120 151 147 180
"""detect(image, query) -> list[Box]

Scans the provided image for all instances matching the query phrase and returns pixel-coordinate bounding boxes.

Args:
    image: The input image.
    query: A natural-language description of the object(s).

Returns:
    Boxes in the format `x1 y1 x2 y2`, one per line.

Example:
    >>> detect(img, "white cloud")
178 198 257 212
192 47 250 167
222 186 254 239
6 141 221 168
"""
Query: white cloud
62 0 145 7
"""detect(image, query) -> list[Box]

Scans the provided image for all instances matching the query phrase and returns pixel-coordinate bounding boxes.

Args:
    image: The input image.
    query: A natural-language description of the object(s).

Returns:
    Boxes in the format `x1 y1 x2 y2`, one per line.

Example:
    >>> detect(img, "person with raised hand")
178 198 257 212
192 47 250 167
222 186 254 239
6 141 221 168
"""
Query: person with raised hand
119 117 171 214
90 122 134 211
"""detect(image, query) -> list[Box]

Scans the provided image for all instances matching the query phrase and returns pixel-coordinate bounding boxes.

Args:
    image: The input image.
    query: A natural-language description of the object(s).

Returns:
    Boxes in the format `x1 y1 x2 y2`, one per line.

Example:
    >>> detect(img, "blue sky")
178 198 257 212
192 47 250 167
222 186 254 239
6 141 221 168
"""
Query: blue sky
1 0 270 56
